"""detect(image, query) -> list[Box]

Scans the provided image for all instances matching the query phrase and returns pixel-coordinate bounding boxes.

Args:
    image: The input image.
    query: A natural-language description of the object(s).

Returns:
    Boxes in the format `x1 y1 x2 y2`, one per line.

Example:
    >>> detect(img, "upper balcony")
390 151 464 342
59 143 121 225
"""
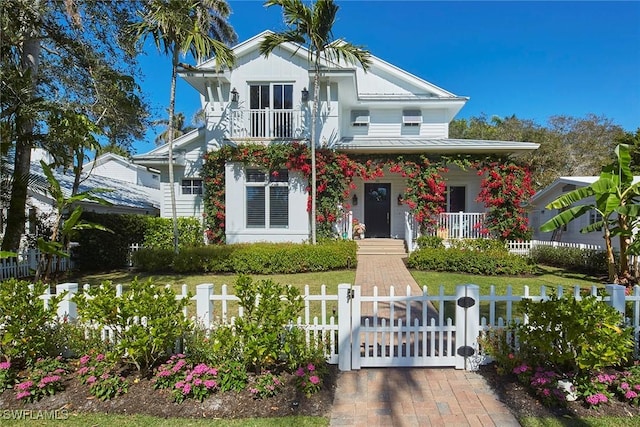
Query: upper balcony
228 108 309 140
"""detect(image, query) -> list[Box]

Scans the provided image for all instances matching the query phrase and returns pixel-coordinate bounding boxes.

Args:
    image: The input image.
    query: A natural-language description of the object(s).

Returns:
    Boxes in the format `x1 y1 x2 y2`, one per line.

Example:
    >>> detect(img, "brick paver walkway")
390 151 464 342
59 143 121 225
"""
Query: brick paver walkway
329 251 520 426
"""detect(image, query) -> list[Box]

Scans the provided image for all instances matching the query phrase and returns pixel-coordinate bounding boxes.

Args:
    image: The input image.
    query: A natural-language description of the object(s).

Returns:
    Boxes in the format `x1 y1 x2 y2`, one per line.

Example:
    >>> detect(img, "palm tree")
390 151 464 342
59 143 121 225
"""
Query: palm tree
132 0 236 253
259 0 371 244
153 112 195 145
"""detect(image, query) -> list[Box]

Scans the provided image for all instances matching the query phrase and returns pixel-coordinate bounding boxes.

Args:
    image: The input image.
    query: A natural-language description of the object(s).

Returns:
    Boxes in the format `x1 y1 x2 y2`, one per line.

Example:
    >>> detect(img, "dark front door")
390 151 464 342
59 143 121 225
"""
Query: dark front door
364 183 391 238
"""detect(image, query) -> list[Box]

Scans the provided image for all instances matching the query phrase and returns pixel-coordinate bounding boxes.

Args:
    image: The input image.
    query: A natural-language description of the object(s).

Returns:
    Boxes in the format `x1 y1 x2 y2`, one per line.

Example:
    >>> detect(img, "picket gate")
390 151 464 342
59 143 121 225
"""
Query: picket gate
337 284 483 371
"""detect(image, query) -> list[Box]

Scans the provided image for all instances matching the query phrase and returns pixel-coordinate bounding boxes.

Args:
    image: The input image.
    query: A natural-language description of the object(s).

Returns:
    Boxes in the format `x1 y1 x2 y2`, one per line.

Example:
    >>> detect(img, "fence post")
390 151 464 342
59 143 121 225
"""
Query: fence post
338 284 353 371
56 283 78 321
605 284 626 317
455 284 480 370
196 284 214 328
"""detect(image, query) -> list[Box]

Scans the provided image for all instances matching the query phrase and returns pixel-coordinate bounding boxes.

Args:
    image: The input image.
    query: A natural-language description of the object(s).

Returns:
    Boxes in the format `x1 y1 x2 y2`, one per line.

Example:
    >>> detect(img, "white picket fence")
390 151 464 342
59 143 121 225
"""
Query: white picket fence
31 282 640 371
506 239 603 256
0 249 73 280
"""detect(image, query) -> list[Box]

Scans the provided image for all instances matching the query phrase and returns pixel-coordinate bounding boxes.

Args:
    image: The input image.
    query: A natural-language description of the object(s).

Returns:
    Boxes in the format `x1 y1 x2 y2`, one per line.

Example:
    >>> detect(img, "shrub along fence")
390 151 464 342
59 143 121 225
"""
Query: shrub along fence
34 282 640 371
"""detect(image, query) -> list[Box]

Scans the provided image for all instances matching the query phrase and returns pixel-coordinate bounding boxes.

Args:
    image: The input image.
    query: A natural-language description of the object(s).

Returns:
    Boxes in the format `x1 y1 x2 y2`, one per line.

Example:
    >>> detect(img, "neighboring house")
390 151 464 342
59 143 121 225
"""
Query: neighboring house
133 31 539 244
83 152 161 190
1 149 161 245
529 176 640 250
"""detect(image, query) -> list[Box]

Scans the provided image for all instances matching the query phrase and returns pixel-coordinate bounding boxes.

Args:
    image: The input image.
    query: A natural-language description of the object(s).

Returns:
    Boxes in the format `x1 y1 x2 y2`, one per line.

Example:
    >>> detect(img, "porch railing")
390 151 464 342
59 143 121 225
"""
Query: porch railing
434 212 487 240
404 212 421 252
334 208 353 240
229 108 307 139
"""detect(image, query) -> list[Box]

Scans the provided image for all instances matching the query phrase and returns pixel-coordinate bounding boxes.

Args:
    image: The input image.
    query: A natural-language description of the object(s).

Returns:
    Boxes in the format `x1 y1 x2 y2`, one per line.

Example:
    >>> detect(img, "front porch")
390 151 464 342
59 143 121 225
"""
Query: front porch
335 209 487 249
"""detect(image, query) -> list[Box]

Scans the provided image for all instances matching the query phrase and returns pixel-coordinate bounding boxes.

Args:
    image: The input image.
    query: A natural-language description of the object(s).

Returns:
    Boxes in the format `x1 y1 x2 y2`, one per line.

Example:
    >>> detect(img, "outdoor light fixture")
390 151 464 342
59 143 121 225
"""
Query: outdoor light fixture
301 87 309 102
231 87 238 103
397 194 404 206
352 194 358 206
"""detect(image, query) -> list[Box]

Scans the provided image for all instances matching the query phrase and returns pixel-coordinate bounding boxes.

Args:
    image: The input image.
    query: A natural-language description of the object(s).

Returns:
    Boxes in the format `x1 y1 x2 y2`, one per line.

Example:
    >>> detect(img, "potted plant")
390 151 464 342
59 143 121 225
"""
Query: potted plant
353 219 366 239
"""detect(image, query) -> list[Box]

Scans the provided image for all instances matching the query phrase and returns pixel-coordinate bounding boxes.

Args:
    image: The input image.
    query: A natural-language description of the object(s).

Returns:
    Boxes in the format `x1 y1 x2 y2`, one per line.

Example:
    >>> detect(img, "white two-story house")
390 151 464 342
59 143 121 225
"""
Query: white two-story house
133 31 539 244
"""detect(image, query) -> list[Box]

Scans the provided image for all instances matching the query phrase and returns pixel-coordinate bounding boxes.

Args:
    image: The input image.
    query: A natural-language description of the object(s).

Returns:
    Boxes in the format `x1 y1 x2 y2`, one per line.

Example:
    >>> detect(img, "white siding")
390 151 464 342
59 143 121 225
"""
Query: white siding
225 163 309 243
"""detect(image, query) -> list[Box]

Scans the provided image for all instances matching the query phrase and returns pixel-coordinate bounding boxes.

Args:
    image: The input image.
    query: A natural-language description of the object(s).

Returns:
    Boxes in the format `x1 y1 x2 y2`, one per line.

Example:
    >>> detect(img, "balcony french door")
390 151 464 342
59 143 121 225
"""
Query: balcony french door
249 84 293 138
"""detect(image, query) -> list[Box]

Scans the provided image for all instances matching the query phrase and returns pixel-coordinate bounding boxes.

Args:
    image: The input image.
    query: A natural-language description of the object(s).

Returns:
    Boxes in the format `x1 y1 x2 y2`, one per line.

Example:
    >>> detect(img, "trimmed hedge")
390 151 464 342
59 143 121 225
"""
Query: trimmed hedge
74 213 148 271
407 247 535 275
133 240 358 274
530 245 608 276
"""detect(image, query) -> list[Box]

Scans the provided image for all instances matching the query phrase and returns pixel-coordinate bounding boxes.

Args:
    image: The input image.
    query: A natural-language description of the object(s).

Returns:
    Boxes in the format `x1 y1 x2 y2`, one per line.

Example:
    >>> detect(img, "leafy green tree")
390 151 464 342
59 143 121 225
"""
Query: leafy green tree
131 0 236 253
35 161 112 282
259 0 371 244
1 0 148 251
540 144 640 283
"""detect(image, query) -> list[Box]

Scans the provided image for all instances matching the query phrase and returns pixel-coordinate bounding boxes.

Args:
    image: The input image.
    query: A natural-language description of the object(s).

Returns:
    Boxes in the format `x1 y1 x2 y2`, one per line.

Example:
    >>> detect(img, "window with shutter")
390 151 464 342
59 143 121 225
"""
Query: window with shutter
245 168 289 229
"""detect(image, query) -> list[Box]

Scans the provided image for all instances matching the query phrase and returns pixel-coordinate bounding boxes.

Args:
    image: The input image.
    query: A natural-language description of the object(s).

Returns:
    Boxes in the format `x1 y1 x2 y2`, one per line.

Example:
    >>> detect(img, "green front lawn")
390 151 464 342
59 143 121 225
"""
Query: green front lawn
1 414 328 427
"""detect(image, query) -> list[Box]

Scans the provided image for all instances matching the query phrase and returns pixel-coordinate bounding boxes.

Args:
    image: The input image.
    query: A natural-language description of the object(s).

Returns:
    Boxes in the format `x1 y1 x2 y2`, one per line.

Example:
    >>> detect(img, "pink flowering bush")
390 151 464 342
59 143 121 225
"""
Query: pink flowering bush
294 363 323 397
153 356 219 403
0 360 15 390
15 357 67 402
76 351 128 401
249 370 283 399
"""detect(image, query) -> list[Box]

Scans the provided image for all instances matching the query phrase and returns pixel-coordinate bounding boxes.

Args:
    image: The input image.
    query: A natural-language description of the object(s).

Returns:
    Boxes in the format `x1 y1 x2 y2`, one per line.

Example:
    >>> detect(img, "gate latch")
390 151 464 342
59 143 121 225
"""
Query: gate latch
346 289 355 302
457 296 476 308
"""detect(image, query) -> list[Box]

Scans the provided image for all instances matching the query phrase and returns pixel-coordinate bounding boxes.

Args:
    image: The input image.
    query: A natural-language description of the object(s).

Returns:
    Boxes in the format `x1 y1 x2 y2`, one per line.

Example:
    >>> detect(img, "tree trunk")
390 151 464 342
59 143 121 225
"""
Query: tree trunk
169 50 180 253
603 227 617 282
618 214 630 279
1 34 40 252
310 56 321 245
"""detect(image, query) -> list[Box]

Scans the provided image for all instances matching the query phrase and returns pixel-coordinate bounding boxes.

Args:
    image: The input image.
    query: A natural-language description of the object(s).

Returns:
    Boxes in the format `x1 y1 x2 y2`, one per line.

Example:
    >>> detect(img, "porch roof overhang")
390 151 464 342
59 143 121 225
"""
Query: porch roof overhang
333 137 539 156
131 153 187 167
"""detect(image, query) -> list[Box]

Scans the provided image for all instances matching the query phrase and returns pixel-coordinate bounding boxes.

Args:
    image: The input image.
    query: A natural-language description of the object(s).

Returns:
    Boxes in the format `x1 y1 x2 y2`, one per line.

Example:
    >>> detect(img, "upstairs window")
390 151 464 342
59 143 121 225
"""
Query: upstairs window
403 109 422 126
351 110 370 127
182 178 203 195
246 169 289 229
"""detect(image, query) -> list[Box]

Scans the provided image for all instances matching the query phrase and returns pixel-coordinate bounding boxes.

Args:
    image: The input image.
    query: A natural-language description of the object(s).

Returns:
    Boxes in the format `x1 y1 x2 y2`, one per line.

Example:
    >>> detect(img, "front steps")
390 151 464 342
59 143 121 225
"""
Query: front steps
356 238 407 255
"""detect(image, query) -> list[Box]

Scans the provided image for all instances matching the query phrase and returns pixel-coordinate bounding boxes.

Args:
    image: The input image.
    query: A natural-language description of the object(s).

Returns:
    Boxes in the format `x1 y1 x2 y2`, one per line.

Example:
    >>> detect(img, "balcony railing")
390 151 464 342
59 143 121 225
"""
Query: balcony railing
229 108 308 139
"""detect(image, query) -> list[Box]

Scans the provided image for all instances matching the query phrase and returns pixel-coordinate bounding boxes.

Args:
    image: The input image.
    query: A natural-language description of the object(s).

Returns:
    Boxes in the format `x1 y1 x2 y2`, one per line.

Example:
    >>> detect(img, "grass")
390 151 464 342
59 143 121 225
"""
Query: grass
519 417 637 427
68 266 605 325
1 413 329 427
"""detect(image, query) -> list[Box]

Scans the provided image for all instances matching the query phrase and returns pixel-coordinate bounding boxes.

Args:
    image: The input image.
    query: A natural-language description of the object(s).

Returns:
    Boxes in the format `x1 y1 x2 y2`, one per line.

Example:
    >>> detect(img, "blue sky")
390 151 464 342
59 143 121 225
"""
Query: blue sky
134 0 640 155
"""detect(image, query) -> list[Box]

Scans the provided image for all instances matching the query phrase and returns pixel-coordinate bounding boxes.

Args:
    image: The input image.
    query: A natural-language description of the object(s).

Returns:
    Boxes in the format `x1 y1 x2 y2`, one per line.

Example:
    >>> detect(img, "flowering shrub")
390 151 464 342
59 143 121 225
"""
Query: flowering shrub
15 357 67 402
202 145 533 243
77 352 128 401
249 370 283 399
152 353 188 390
294 363 323 397
0 360 15 390
475 161 534 240
528 368 567 406
153 355 220 403
575 372 617 407
173 363 219 403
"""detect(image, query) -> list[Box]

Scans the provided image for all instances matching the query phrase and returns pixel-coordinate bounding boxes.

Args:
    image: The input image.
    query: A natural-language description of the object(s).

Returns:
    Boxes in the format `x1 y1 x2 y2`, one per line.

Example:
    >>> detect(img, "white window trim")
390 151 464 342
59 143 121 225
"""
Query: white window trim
245 169 289 229
181 178 203 195
403 109 422 126
351 110 370 127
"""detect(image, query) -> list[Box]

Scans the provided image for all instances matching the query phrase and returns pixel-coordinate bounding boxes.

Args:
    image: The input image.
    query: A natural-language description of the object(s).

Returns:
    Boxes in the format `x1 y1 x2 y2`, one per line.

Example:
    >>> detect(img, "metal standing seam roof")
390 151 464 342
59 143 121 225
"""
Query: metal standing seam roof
332 137 540 153
29 162 161 211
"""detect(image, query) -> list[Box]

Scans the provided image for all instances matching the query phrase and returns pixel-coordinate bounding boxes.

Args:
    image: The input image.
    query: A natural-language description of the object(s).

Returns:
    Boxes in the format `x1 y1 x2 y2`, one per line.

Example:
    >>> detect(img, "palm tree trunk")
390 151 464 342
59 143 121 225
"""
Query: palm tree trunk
169 50 180 253
310 57 321 245
2 34 40 252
